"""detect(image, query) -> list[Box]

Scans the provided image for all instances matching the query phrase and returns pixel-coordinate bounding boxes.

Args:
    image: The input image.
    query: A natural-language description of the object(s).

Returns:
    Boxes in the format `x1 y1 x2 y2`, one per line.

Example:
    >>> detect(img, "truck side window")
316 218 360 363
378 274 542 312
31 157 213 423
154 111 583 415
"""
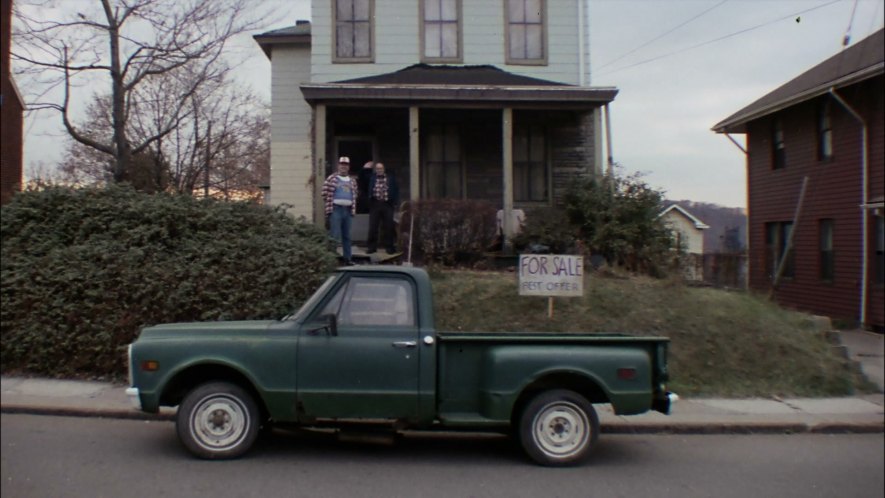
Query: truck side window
325 277 415 327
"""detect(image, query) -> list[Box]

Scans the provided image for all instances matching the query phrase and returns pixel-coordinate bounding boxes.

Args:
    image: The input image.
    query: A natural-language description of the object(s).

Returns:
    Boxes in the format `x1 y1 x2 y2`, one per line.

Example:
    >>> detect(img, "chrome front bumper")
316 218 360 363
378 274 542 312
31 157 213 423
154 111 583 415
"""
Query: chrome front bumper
653 392 679 415
125 387 142 410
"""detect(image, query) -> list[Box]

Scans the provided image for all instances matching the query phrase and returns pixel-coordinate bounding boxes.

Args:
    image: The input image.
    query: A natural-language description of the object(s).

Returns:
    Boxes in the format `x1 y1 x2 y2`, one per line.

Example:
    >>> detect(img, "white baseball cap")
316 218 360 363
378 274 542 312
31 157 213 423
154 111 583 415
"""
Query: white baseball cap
338 156 350 164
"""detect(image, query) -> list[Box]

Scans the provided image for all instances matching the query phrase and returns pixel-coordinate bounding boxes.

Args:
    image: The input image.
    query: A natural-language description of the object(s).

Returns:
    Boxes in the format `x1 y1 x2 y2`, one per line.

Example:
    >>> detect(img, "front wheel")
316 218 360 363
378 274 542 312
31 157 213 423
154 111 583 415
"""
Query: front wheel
176 382 260 459
518 389 599 466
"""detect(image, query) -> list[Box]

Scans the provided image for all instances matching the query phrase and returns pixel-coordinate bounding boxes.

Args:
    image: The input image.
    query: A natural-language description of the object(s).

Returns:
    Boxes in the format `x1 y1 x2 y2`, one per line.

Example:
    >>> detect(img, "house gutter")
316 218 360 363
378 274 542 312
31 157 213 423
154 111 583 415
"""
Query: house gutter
828 87 869 327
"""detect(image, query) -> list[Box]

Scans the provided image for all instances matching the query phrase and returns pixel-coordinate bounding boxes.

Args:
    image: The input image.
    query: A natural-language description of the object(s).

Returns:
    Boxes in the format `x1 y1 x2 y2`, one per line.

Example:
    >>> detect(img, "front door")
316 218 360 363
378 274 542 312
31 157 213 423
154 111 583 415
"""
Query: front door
296 273 420 421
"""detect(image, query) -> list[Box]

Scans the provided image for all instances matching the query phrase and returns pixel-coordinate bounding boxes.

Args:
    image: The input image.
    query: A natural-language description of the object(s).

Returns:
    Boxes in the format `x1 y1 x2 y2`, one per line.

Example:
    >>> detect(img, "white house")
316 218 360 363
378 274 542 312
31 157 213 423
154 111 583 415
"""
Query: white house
253 0 617 243
659 204 709 280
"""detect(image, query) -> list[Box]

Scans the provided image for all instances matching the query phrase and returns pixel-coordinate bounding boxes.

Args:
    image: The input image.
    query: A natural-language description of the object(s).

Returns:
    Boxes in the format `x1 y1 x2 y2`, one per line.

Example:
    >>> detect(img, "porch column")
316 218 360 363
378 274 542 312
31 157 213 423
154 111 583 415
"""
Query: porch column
502 107 514 251
314 104 327 225
409 106 420 201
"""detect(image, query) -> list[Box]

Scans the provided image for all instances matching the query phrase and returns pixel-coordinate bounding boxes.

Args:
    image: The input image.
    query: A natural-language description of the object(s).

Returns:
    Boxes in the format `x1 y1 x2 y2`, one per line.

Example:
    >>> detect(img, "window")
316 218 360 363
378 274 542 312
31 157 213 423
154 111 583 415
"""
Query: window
765 221 794 280
320 277 415 327
876 215 884 285
422 0 461 62
505 0 546 65
819 219 834 281
513 125 548 202
425 125 463 199
772 118 786 169
334 0 373 62
818 99 833 161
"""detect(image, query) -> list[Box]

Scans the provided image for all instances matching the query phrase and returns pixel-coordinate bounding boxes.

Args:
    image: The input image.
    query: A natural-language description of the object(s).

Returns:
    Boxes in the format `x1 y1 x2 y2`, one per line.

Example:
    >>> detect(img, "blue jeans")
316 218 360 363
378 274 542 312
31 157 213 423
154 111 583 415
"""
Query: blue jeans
329 205 353 261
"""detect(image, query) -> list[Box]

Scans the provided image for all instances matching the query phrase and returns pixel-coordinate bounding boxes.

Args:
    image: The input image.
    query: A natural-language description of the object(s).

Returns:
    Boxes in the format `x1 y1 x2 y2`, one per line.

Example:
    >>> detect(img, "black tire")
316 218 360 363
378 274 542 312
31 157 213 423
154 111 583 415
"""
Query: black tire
176 382 260 460
518 389 599 466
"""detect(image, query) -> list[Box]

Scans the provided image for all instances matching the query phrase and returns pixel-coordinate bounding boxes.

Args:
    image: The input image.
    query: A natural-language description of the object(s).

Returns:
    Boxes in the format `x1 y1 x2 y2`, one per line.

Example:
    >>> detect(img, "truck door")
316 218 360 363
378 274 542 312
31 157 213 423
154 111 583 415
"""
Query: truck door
296 274 420 421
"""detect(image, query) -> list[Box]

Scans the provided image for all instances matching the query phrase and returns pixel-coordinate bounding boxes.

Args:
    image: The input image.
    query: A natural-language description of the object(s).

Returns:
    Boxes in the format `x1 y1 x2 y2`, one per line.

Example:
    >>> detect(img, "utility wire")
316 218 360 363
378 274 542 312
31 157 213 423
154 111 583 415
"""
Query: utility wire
842 0 860 46
596 0 729 71
596 0 843 77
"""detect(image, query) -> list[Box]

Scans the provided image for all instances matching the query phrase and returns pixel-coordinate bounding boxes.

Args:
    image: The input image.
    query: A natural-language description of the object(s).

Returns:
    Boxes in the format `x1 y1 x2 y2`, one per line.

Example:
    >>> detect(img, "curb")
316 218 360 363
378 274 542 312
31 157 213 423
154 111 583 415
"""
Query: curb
3 405 882 434
0 405 175 422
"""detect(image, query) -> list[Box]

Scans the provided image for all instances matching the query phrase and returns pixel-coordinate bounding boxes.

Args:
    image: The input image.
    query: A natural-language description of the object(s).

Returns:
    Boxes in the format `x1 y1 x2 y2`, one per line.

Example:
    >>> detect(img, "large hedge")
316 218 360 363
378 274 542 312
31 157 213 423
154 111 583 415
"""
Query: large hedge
1 186 336 379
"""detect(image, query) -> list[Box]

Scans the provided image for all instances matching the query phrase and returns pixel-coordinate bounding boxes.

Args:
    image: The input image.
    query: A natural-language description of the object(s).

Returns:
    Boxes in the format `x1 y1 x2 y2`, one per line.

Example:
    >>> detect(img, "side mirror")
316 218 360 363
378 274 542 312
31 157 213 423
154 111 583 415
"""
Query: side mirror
308 313 338 337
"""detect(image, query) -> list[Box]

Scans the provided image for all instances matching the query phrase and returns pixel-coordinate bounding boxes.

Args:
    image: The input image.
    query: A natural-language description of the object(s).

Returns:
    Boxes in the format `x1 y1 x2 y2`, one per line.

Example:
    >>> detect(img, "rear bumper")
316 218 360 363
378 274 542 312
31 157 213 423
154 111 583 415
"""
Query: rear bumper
652 392 679 415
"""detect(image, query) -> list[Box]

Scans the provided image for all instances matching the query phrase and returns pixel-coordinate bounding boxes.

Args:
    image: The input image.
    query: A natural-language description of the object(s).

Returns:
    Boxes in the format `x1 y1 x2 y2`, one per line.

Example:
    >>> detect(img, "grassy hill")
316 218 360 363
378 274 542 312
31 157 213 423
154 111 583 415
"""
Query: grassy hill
430 269 870 398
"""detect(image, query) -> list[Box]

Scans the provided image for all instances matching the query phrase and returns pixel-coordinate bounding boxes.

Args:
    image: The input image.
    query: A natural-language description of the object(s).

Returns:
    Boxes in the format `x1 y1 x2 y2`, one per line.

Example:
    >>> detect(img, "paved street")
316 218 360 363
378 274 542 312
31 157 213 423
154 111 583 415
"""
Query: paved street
2 414 882 498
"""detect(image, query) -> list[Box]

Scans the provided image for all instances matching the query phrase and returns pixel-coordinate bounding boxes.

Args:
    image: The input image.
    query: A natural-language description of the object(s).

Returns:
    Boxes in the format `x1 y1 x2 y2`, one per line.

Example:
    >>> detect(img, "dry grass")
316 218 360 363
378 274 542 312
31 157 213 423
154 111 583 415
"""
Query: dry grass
430 268 868 398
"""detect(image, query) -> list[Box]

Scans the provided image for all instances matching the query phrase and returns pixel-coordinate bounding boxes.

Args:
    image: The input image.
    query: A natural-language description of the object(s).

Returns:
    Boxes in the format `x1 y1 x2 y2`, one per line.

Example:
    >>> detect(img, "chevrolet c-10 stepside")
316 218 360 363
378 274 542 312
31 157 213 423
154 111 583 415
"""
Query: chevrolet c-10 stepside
127 266 676 466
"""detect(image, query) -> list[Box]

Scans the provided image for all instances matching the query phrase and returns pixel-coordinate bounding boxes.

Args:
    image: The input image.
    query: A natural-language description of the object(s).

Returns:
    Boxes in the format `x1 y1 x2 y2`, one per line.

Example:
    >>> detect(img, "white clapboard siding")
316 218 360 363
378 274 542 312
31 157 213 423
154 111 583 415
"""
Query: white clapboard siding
270 46 315 219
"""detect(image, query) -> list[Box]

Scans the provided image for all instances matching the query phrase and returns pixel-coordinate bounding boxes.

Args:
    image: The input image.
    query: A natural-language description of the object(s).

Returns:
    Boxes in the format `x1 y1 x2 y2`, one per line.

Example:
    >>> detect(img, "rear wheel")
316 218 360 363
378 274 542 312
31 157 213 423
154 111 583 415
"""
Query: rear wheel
518 389 599 466
176 382 260 459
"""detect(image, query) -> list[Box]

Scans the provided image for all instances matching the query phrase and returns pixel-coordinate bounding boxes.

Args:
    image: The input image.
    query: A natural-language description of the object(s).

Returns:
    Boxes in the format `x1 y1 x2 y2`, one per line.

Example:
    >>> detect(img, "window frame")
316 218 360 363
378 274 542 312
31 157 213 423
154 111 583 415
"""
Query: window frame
819 218 835 282
513 124 550 204
771 117 786 170
765 221 794 281
420 0 463 63
332 0 375 63
504 0 548 66
818 99 833 162
423 124 465 200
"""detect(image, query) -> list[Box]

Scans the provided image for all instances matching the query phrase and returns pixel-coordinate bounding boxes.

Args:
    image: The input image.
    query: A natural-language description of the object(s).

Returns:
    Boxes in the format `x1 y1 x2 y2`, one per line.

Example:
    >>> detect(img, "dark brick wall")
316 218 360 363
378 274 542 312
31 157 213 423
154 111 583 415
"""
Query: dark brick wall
745 75 884 328
1 0 24 205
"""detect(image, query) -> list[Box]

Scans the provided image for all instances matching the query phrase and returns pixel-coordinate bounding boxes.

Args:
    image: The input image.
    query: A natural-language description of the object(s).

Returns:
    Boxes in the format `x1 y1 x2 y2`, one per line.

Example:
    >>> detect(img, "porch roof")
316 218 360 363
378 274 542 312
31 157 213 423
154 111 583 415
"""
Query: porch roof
301 64 617 109
713 28 884 134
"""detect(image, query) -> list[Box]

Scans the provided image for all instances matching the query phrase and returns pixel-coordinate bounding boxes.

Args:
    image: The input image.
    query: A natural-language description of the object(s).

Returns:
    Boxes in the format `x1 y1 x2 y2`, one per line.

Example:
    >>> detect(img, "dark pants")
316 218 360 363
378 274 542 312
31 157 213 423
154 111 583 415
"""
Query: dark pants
367 198 396 252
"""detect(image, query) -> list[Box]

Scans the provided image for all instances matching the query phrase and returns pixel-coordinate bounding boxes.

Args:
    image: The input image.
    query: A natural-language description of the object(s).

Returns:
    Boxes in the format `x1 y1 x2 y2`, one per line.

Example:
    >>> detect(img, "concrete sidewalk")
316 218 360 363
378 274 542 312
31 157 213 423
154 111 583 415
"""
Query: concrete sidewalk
2 330 883 434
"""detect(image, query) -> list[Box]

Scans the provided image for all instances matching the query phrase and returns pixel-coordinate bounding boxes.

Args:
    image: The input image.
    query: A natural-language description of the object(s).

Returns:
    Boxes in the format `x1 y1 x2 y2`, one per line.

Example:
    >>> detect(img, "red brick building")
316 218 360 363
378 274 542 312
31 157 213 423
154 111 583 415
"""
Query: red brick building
1 0 24 205
714 29 884 331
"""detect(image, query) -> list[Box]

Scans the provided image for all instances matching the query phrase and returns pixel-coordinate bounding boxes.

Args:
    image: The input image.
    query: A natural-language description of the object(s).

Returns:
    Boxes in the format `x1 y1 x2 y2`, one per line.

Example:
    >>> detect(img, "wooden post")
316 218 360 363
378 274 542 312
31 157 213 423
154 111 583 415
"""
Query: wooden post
314 104 327 225
502 108 514 251
548 297 554 319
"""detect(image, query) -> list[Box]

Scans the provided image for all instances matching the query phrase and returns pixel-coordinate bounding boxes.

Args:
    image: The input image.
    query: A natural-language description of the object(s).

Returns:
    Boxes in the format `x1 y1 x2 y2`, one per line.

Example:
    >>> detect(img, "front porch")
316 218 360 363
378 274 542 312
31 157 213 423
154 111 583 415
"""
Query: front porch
301 65 617 244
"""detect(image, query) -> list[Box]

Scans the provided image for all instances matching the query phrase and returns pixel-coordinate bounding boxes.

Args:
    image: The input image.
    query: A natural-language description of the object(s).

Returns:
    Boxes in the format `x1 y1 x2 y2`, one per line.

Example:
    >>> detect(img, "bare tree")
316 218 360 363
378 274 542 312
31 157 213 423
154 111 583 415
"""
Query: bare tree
58 75 269 199
12 0 268 184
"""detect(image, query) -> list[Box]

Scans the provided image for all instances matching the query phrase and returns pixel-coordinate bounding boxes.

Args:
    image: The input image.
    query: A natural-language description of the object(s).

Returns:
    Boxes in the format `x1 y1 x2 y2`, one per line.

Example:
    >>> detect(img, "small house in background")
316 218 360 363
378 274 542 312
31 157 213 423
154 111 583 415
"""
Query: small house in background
1 0 24 206
253 1 616 245
659 204 709 281
714 28 884 331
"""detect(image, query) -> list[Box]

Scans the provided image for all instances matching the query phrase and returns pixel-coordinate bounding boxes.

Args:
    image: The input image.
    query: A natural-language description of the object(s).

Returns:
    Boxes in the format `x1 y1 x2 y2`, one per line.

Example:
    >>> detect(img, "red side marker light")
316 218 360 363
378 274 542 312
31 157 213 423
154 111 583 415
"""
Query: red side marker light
617 367 637 380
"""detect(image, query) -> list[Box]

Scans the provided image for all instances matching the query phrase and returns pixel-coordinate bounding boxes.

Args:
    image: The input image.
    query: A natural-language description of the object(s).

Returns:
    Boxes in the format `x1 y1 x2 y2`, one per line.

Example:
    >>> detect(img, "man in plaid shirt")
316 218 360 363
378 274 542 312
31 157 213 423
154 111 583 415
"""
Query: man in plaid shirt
366 162 399 254
322 157 359 265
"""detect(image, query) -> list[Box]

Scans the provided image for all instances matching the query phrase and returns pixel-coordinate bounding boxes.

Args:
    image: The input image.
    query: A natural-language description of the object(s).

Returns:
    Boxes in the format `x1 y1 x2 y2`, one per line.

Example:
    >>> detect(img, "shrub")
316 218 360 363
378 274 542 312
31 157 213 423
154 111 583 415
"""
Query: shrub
511 207 578 254
401 199 498 266
0 185 336 379
565 171 677 277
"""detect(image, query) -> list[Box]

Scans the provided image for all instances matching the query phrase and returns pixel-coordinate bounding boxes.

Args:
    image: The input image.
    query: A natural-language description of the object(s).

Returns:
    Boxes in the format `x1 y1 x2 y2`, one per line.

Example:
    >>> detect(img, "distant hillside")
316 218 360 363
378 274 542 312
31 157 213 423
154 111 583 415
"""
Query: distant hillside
665 200 747 254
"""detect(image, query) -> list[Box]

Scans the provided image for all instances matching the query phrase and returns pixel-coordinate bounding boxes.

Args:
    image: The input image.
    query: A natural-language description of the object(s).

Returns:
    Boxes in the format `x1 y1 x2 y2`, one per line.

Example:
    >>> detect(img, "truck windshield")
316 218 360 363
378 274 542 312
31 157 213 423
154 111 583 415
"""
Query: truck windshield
283 274 338 322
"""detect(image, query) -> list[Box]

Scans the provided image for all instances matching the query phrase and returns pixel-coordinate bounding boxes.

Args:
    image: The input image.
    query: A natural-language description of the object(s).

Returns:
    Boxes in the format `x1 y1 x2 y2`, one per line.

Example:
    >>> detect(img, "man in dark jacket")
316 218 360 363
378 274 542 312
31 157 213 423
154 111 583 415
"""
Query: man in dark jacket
366 162 399 254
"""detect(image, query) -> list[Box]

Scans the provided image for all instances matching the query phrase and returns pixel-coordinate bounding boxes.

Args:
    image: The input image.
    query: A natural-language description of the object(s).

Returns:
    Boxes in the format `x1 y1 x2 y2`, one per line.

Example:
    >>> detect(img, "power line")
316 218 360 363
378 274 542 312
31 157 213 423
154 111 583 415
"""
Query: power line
595 0 843 77
596 0 729 71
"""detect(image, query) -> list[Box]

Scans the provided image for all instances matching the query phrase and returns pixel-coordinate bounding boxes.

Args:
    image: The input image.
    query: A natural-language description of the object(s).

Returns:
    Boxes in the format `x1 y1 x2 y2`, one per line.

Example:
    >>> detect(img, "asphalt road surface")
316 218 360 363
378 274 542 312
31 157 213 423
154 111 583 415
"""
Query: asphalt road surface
2 414 882 498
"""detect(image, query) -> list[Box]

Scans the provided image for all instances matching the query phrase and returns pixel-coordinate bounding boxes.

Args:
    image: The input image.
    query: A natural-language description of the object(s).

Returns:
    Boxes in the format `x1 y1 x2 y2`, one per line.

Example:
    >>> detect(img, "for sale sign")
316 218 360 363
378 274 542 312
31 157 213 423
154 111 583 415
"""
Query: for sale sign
518 255 584 297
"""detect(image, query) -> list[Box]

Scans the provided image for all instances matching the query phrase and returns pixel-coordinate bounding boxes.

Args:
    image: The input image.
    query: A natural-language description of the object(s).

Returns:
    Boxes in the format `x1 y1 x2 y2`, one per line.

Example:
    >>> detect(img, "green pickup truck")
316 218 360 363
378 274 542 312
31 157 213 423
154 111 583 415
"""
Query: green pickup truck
127 266 676 466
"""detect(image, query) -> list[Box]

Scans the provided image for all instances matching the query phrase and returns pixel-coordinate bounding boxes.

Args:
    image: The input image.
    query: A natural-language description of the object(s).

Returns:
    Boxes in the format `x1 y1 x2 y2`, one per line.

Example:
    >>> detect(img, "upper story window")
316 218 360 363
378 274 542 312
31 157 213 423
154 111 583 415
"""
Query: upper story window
505 0 547 65
334 0 374 62
771 118 786 170
818 99 833 162
422 0 462 63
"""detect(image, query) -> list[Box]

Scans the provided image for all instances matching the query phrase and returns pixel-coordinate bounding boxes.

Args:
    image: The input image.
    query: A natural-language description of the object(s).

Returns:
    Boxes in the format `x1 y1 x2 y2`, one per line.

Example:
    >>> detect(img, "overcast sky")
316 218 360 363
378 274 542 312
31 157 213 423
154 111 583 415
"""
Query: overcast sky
17 0 885 208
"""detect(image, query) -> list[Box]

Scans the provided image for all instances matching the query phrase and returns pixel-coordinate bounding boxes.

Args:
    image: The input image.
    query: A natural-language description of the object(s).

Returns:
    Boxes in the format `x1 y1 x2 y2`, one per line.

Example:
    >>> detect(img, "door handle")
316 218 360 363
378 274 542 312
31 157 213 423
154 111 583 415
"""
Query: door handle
392 341 417 348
